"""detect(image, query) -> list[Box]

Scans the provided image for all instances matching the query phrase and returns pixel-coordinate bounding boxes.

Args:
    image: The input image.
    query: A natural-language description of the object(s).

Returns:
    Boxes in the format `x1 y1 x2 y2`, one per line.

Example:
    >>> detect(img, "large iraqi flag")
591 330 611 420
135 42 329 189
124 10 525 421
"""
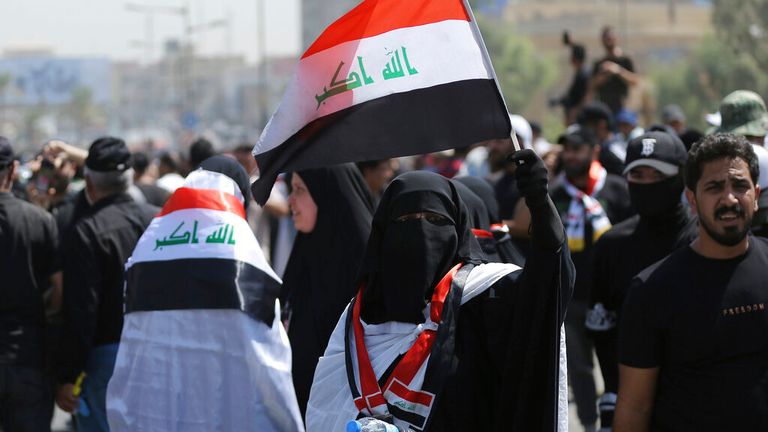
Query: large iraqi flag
108 168 303 431
251 0 511 204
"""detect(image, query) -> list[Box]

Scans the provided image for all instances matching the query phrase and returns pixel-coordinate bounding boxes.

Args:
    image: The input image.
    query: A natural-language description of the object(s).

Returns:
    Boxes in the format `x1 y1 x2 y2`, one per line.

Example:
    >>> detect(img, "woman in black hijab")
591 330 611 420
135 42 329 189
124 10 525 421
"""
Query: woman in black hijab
455 176 527 266
307 150 575 432
281 163 374 416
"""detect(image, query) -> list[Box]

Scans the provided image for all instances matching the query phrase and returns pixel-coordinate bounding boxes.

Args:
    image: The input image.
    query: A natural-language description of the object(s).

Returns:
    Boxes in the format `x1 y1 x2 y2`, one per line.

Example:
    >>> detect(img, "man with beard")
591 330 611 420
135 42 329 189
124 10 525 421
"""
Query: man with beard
615 133 768 431
585 132 697 431
549 128 633 432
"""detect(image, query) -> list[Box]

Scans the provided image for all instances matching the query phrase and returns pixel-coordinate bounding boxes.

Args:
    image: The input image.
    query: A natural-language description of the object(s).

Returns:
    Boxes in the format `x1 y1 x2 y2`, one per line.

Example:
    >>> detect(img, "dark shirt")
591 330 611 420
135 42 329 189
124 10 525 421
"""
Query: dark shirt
620 237 768 431
56 193 157 383
0 192 59 367
592 55 634 114
493 172 519 221
51 189 91 248
598 136 626 176
550 174 633 301
136 183 171 207
587 208 698 392
561 65 590 110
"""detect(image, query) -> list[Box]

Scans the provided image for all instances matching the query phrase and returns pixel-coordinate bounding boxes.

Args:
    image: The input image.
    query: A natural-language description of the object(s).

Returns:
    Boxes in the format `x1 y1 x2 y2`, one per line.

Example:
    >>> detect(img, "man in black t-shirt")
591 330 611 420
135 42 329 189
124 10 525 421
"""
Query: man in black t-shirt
590 26 638 115
550 128 633 431
586 132 697 431
615 133 768 431
0 138 60 431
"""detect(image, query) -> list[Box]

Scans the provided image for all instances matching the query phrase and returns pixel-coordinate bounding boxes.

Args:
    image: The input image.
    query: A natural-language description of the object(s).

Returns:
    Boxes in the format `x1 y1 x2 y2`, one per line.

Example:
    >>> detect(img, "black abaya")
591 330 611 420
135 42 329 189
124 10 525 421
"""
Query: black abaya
352 171 573 431
282 163 374 416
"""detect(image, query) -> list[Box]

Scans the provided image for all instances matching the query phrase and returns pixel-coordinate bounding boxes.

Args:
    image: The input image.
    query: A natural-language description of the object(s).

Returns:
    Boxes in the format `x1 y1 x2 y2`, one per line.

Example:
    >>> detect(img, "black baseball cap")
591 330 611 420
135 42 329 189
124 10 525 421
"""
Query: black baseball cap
557 126 597 148
0 136 13 169
624 131 687 177
85 137 132 172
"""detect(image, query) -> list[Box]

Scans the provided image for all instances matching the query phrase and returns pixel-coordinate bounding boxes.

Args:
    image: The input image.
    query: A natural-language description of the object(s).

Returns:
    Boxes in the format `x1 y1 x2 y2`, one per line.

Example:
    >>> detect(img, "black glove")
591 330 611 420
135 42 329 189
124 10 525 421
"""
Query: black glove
509 149 549 207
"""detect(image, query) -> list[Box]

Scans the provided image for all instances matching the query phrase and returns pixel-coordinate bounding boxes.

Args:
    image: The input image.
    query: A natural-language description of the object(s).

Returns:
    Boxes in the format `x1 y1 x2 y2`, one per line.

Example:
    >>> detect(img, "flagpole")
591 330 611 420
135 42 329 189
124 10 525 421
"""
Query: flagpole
461 0 521 152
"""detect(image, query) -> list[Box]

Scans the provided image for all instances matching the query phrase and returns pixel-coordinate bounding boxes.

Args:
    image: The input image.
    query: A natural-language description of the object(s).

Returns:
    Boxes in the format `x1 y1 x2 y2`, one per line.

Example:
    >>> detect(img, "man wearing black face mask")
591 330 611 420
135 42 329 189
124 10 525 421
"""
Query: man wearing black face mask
585 132 696 431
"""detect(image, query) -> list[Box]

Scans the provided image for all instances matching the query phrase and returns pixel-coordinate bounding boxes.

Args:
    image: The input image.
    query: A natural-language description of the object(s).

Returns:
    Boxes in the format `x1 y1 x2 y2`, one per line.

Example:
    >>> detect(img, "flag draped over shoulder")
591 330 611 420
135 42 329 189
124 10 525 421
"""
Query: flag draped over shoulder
107 169 304 432
251 0 511 204
125 169 281 322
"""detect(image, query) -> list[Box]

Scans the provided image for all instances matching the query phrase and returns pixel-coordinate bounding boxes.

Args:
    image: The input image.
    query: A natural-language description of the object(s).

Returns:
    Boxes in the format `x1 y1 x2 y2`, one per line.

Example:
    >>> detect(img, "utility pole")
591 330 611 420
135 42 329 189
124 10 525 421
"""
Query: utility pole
125 3 188 64
257 0 268 129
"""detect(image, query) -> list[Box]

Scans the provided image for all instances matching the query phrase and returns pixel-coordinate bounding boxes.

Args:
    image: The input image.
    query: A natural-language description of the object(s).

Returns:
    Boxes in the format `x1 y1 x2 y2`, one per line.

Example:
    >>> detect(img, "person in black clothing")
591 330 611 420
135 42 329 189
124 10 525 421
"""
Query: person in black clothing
578 102 626 176
550 128 633 432
455 176 527 266
189 137 216 170
553 43 590 125
616 133 768 431
131 152 170 207
281 164 374 417
0 138 60 432
306 150 574 431
590 26 638 115
585 132 697 430
55 137 158 431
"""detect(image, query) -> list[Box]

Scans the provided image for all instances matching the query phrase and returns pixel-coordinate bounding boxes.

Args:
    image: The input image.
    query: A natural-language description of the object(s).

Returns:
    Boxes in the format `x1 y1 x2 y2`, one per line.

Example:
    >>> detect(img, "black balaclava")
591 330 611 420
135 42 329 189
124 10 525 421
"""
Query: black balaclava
628 174 685 220
455 176 501 224
360 171 485 324
199 155 251 207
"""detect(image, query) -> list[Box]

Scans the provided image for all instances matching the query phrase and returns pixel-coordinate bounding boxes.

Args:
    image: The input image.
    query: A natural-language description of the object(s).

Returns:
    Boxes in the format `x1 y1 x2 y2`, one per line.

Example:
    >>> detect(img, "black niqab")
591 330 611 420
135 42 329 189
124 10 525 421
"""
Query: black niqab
360 171 484 324
281 163 374 416
199 155 251 206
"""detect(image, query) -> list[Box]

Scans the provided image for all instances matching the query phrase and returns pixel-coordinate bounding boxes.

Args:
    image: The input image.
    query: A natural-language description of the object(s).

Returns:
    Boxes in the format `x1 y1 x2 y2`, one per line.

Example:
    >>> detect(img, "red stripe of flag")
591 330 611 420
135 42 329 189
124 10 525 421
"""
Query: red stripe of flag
302 0 470 59
471 229 494 239
157 187 246 219
429 263 462 324
389 379 434 407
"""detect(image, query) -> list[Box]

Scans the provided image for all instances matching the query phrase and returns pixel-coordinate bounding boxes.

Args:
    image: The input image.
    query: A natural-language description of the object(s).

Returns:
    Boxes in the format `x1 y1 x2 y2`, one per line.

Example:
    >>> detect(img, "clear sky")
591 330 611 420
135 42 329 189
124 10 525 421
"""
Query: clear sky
0 0 301 63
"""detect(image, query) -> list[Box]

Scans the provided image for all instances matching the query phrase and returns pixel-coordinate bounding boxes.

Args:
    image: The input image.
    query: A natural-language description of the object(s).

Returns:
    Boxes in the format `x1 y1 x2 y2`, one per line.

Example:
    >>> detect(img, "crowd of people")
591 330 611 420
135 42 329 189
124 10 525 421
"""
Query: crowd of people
2 24 768 432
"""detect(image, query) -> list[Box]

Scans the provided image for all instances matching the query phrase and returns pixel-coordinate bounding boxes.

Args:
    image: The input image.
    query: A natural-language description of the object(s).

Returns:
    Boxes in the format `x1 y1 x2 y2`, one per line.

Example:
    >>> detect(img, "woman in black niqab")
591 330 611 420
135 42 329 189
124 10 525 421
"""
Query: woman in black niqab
281 163 374 416
307 153 574 431
359 171 484 324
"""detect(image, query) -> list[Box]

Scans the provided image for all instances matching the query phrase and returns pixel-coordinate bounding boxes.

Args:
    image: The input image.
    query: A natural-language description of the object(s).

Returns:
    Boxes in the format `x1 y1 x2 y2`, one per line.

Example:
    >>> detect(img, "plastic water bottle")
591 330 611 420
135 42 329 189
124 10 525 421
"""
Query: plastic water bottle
346 417 402 432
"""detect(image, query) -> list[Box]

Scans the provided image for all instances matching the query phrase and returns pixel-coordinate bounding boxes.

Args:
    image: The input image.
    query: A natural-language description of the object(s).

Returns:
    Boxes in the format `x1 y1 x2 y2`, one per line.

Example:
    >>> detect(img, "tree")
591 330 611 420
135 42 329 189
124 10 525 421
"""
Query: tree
0 73 12 124
712 0 768 71
649 34 768 131
476 16 558 114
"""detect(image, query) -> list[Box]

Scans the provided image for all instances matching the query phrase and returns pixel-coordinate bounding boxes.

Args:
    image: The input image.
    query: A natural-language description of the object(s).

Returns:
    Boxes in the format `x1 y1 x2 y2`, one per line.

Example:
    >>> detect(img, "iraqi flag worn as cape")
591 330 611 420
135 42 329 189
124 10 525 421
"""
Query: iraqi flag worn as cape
251 0 511 204
106 169 304 432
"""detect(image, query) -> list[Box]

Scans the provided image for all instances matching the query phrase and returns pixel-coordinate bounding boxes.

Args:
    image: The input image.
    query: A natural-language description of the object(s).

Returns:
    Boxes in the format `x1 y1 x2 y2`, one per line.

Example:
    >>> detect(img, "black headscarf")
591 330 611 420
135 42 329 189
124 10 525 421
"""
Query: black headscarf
359 171 485 324
281 163 374 415
199 155 251 206
453 180 491 230
455 176 500 224
455 175 527 266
